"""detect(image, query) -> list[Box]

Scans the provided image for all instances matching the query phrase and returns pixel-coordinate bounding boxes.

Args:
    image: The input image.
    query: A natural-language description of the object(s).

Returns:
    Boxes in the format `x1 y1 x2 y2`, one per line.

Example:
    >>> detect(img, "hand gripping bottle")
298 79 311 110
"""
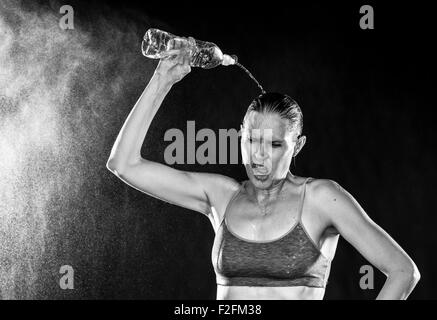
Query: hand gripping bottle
141 28 237 69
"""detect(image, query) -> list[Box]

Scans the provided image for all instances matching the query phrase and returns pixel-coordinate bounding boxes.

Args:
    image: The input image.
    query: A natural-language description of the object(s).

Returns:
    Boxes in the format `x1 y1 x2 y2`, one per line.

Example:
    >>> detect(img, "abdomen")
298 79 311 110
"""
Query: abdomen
216 284 325 300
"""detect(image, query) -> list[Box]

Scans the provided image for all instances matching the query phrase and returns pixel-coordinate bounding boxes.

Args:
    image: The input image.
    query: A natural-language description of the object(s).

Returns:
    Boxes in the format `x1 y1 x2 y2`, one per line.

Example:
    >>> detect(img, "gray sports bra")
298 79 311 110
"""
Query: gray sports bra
211 177 331 287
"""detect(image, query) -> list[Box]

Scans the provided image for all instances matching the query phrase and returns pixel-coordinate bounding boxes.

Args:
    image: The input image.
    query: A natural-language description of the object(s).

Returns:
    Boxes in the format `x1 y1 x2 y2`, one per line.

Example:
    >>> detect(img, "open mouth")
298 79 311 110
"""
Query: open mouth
251 163 270 176
253 174 269 181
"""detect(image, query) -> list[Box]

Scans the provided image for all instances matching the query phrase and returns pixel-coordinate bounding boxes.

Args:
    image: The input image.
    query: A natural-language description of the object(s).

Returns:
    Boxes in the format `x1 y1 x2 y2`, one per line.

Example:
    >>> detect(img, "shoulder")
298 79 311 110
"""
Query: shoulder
307 178 357 210
306 177 355 216
306 178 346 199
306 177 369 226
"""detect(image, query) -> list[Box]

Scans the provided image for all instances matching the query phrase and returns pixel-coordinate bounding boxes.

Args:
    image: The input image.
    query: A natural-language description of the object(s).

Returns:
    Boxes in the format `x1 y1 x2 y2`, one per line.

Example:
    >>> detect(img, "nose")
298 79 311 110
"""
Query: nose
252 141 270 162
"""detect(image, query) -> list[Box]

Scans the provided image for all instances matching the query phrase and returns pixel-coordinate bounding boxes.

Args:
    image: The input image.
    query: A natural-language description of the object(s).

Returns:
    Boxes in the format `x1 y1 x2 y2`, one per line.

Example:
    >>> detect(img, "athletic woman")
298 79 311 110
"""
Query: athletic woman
107 38 420 299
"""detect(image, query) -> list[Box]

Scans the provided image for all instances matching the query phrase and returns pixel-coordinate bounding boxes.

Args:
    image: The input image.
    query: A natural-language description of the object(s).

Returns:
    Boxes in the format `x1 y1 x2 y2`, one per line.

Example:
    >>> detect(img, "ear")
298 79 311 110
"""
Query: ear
293 135 306 157
239 123 244 136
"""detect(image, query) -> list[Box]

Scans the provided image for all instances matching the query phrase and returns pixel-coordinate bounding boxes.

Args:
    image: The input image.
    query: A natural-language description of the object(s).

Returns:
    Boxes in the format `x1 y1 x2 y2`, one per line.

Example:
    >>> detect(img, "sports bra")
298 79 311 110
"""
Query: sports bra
211 177 332 288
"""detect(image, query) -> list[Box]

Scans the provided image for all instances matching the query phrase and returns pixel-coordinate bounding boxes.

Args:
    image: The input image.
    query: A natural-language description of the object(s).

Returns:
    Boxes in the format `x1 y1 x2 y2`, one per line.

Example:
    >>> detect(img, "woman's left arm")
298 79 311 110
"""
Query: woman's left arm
313 179 421 300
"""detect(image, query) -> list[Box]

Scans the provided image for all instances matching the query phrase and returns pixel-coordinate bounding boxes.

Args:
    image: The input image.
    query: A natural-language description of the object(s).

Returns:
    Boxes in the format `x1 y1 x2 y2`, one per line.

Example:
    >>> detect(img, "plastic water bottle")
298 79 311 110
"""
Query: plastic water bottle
141 28 237 69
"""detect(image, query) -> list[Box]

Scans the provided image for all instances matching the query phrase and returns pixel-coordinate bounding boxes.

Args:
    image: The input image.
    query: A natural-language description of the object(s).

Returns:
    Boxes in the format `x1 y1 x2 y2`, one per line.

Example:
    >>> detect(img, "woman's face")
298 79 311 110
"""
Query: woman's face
241 111 297 189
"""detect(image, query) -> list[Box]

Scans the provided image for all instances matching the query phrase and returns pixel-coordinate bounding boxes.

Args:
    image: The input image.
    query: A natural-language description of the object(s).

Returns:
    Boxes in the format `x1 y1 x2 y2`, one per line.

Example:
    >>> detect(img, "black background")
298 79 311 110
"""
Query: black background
3 0 435 299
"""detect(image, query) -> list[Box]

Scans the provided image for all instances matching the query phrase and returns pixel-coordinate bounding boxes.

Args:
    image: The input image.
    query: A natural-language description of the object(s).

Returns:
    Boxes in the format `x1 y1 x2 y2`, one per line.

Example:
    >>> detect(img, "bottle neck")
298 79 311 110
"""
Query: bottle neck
222 54 237 66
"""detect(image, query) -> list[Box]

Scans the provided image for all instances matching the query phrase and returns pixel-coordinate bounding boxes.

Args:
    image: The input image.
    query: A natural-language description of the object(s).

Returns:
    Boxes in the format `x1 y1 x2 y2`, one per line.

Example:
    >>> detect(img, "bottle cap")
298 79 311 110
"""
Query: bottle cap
222 54 237 66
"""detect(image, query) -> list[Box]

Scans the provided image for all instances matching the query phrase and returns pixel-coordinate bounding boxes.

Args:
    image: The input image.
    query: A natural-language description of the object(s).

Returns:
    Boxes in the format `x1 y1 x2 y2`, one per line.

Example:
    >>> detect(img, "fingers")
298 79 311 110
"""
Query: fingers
165 37 192 62
163 48 190 65
162 38 192 76
168 37 189 50
165 39 183 61
162 49 181 58
181 47 191 66
188 36 196 46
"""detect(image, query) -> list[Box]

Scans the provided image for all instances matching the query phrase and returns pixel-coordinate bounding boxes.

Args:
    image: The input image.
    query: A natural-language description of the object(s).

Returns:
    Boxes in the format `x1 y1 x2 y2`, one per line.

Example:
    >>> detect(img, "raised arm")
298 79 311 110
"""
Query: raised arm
106 38 190 172
313 179 420 299
106 38 238 219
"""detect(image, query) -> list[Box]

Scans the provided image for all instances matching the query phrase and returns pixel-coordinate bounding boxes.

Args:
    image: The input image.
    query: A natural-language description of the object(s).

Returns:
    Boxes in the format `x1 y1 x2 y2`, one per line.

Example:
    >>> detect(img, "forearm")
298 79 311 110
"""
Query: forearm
376 269 420 300
107 73 173 171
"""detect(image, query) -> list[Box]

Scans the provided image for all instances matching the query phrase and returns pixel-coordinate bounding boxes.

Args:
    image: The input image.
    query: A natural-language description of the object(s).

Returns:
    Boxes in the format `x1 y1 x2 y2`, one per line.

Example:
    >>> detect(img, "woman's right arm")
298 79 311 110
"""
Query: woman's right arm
106 39 238 217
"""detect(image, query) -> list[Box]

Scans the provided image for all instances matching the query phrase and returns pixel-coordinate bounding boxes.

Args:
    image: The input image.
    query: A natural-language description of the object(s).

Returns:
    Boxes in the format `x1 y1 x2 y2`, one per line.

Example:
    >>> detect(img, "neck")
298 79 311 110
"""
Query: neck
249 171 293 205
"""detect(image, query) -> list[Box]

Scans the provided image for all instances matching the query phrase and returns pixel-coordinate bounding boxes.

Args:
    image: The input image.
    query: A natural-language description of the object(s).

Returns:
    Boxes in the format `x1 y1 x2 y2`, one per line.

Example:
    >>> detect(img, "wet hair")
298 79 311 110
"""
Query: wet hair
243 92 303 139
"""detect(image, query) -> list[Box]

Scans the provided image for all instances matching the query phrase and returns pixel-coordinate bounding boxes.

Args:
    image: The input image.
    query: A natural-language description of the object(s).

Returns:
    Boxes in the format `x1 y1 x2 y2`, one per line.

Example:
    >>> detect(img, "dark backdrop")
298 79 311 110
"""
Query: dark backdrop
0 0 435 299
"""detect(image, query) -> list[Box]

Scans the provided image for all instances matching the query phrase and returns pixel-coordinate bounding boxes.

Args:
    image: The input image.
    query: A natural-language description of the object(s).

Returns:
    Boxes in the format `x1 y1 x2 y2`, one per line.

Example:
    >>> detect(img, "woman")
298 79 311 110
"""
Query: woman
106 38 420 299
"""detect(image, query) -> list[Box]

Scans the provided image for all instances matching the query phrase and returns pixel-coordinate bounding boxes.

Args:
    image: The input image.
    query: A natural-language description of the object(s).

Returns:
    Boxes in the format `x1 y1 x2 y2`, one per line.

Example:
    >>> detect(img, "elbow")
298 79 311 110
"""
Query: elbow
106 157 125 176
405 258 421 285
106 156 143 176
411 262 421 285
391 259 421 286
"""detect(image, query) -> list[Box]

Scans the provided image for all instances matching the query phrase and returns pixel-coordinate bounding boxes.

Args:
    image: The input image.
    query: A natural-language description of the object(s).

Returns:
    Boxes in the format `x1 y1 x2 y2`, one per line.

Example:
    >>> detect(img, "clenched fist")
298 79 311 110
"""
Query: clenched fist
154 36 196 85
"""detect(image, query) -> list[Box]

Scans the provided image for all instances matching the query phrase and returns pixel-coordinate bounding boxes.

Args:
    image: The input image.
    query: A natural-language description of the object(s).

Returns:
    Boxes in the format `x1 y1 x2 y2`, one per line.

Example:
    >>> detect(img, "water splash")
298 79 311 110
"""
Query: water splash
0 0 152 299
235 62 266 94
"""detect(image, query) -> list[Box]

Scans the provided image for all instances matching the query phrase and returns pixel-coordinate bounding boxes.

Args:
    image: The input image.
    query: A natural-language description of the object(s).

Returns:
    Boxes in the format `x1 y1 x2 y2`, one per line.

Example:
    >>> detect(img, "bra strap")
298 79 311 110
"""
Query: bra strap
297 177 311 221
221 181 244 224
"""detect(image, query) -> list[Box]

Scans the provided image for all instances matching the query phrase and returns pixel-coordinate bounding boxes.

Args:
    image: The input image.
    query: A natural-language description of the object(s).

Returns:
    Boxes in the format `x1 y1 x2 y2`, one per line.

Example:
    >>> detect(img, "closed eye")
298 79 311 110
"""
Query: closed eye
248 138 281 147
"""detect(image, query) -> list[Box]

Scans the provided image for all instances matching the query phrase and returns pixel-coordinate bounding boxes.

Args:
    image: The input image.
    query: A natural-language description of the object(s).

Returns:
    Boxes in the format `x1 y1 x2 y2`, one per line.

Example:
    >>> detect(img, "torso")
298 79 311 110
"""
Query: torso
209 176 340 300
